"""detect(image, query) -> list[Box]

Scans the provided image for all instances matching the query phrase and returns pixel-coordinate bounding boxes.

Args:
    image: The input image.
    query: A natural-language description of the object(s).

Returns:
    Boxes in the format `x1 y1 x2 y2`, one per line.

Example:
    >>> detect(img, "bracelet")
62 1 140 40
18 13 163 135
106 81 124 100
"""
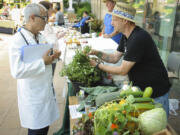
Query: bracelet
95 62 101 69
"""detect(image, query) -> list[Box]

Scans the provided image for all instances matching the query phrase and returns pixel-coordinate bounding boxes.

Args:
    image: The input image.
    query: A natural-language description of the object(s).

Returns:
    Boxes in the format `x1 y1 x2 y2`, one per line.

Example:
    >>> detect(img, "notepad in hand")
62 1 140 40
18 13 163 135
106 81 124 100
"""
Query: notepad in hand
21 44 52 62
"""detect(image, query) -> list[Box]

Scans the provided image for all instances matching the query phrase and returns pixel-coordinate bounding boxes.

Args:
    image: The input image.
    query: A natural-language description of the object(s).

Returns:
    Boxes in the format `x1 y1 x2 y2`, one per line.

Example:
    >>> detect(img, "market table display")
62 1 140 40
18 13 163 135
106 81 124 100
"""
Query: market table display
54 33 120 135
69 86 178 135
0 19 16 34
53 29 178 135
69 98 178 135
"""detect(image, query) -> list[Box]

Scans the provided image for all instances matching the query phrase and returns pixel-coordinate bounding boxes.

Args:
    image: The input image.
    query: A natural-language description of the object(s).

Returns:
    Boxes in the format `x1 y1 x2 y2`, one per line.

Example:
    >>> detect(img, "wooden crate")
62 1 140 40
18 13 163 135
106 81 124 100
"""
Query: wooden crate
153 124 178 135
153 129 171 135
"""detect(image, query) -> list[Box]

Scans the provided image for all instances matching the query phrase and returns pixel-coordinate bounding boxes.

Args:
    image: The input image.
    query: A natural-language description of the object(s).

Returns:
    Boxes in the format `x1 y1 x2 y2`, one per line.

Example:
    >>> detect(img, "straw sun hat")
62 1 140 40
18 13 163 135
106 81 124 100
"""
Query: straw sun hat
102 0 120 3
109 2 136 22
102 0 127 3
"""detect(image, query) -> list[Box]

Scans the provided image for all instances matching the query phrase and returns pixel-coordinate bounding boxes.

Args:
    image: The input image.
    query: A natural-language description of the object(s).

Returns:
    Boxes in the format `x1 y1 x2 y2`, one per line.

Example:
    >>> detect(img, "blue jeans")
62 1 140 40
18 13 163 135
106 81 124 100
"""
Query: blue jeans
154 92 169 116
28 126 49 135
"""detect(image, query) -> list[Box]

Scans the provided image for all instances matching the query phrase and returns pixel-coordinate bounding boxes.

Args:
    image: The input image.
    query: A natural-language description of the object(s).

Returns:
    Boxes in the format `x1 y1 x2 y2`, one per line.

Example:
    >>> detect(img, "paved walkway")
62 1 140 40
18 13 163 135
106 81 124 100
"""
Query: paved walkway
0 33 66 135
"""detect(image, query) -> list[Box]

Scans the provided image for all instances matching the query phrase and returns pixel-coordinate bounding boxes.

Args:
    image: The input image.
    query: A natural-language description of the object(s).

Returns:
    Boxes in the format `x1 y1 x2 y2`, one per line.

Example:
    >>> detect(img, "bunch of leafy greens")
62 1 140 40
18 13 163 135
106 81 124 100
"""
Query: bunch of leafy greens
60 46 101 86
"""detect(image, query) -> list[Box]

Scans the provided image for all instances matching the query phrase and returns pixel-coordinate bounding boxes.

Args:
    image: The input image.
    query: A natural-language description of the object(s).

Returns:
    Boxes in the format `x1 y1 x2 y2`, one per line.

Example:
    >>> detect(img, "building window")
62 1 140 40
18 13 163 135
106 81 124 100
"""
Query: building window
133 0 178 65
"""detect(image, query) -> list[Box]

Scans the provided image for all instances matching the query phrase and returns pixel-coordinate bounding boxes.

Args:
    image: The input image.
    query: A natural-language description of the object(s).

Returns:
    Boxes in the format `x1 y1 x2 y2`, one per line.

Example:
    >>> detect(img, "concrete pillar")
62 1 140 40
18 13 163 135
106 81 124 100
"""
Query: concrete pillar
67 0 74 13
60 1 64 12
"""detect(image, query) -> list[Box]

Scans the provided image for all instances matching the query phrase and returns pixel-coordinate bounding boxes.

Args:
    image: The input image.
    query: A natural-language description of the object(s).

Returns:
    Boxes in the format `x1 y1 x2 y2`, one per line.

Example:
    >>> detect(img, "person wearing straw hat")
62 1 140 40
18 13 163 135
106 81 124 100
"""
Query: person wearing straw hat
89 2 171 115
102 0 122 44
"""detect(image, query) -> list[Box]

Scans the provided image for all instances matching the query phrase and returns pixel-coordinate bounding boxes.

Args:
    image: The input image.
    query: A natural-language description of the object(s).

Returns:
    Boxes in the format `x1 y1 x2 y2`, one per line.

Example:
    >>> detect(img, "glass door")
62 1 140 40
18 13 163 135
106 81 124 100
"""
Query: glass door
171 0 180 52
134 0 178 65
115 0 178 65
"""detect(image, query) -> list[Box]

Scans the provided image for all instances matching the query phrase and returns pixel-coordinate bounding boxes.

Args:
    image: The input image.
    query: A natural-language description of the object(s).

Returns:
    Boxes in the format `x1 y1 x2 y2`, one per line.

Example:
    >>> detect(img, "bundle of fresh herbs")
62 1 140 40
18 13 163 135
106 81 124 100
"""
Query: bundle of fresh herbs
60 46 102 86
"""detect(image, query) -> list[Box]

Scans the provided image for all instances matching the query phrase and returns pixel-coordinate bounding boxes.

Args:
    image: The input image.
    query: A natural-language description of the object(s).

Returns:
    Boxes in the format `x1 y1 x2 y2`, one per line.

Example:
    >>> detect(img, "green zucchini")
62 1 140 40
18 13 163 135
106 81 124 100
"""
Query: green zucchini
120 90 143 98
96 91 121 107
133 103 155 110
126 115 139 122
134 97 154 103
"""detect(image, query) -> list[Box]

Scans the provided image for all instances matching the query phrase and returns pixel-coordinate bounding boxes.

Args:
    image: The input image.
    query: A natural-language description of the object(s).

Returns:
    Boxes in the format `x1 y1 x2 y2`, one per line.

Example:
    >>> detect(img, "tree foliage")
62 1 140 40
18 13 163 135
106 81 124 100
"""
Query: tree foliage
63 0 69 9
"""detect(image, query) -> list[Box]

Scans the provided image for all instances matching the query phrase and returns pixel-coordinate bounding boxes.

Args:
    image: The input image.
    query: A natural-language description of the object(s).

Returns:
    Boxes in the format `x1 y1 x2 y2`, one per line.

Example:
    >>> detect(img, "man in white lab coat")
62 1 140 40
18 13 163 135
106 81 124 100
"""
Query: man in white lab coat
9 3 60 135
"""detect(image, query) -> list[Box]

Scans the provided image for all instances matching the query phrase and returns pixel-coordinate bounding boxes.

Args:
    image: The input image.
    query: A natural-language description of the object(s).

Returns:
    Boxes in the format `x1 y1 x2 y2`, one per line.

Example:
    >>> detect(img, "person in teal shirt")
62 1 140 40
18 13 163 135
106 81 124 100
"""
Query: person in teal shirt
102 0 122 44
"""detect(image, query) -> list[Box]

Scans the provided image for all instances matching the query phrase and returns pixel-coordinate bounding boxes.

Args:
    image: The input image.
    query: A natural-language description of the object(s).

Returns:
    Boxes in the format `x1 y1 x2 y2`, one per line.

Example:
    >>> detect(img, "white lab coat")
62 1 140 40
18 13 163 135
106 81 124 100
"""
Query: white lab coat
9 28 59 129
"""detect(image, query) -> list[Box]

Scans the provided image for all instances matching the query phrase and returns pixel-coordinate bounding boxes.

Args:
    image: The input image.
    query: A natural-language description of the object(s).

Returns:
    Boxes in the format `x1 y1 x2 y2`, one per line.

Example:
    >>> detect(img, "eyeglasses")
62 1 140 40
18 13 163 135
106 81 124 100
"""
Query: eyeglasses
34 15 48 22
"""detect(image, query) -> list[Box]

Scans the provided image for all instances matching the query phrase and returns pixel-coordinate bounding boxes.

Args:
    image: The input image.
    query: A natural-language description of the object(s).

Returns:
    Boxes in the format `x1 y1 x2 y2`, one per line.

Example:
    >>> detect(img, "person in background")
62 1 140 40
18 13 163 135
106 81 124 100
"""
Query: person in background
2 2 10 18
39 1 54 18
89 2 171 115
54 3 64 26
11 4 21 26
39 1 57 76
39 1 66 77
152 11 161 37
102 0 122 44
9 4 61 135
72 11 92 34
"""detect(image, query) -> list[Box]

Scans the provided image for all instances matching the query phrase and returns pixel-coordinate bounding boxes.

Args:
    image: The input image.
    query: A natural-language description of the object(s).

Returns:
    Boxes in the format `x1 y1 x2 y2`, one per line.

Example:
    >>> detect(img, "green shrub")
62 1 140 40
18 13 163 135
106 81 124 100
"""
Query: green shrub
77 7 88 17
91 19 102 33
79 2 91 11
74 2 91 17
73 3 78 13
63 0 69 9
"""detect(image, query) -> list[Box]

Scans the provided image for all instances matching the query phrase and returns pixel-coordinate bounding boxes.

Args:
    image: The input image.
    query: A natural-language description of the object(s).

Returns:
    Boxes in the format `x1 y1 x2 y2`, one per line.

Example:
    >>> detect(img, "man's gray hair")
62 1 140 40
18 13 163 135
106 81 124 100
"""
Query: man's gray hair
23 3 47 23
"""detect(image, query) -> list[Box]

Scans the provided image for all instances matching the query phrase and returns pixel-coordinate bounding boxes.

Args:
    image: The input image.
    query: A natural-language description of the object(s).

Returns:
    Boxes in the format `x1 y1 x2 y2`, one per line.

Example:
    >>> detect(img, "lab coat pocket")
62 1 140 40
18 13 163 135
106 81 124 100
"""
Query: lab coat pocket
21 78 52 105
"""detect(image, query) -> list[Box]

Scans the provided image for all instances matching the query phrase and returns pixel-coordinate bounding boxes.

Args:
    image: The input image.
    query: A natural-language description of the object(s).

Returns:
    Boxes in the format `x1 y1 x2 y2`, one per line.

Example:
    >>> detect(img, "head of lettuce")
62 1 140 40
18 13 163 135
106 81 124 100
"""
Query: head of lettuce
139 108 167 135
